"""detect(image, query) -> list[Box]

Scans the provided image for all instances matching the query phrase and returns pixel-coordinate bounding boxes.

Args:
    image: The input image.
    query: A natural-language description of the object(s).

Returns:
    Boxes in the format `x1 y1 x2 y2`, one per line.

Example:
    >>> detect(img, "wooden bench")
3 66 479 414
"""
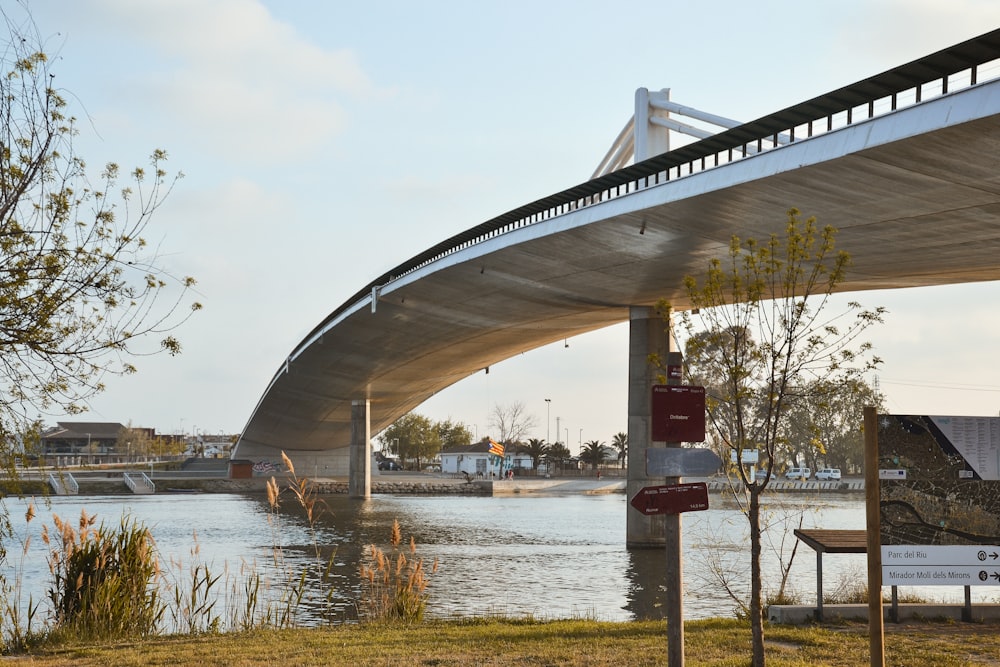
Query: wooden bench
793 529 867 621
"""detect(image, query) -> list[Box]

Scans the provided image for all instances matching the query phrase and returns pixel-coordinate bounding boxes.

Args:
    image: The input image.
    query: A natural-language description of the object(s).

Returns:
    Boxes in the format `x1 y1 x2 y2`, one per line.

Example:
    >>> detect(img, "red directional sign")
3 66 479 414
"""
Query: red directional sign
651 385 706 443
630 482 709 516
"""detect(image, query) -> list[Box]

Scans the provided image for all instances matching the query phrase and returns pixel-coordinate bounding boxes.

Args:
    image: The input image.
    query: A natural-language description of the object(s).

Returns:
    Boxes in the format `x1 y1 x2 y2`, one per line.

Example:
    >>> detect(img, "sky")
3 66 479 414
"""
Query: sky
12 0 1000 452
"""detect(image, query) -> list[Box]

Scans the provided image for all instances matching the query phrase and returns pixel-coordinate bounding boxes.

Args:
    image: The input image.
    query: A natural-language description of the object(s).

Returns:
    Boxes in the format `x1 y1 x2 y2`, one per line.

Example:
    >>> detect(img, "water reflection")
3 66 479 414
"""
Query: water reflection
3 490 966 626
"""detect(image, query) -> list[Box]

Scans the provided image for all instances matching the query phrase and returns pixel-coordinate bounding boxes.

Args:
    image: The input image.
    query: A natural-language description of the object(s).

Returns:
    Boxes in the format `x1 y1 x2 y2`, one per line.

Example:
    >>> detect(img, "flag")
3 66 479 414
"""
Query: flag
488 438 505 457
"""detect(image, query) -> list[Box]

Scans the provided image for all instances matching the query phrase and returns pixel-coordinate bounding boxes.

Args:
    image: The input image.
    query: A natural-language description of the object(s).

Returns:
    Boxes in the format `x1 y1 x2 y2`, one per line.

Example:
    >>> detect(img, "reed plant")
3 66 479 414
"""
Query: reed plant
42 510 165 643
359 519 438 623
0 500 42 653
264 452 338 628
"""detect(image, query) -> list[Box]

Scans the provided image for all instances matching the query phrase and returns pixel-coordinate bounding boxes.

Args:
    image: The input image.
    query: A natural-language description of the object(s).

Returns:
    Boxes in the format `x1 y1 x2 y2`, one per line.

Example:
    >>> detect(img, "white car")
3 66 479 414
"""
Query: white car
815 468 841 481
784 467 811 480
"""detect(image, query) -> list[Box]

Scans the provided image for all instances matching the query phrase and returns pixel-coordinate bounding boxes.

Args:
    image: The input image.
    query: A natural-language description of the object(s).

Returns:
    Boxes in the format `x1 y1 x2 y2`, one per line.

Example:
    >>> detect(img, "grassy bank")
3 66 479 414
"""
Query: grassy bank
14 617 1000 666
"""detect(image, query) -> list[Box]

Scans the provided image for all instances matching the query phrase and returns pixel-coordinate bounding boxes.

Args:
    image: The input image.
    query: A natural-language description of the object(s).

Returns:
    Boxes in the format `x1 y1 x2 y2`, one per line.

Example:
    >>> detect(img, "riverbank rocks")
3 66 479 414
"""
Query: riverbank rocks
312 481 488 495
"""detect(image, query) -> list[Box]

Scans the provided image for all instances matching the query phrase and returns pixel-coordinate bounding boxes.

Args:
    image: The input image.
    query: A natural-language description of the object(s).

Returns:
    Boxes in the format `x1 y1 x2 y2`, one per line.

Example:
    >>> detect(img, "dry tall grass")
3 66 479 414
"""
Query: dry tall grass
359 519 438 623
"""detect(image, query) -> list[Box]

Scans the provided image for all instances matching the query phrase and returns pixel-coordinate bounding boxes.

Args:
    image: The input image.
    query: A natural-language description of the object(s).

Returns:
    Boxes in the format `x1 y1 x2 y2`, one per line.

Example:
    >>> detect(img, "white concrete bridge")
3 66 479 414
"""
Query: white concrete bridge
234 30 1000 523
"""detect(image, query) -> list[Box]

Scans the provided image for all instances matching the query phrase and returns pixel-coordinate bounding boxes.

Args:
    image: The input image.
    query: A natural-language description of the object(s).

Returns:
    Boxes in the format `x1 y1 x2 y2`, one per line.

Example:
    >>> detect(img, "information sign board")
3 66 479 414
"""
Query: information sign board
877 414 1000 586
651 385 706 443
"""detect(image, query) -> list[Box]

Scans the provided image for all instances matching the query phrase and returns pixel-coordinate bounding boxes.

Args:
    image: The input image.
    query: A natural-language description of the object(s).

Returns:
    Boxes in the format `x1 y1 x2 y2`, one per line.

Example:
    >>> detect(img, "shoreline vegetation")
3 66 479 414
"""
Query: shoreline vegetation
13 617 1000 666
0 467 889 663
0 471 868 497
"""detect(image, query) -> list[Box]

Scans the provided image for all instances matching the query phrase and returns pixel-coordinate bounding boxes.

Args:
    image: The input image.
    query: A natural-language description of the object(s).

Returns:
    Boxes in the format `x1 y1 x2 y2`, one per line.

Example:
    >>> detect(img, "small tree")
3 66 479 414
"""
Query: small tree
523 438 548 471
544 441 571 473
115 424 156 461
435 419 473 449
663 209 884 666
783 378 883 473
611 432 628 469
0 13 200 454
579 440 610 471
488 402 536 444
379 413 441 470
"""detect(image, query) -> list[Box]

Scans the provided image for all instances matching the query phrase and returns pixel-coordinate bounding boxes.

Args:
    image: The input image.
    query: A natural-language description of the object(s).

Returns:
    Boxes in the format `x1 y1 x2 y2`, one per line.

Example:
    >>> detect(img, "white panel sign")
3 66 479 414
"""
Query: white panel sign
882 545 1000 586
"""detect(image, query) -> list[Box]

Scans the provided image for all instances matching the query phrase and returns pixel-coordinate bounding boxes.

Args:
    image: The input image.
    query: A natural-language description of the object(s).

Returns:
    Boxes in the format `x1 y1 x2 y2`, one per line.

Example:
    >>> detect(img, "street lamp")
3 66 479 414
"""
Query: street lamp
545 399 551 443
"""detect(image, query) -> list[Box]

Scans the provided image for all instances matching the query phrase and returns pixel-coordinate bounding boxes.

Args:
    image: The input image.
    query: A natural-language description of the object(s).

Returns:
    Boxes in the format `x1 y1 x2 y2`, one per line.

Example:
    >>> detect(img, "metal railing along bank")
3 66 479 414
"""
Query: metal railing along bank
289 29 1000 369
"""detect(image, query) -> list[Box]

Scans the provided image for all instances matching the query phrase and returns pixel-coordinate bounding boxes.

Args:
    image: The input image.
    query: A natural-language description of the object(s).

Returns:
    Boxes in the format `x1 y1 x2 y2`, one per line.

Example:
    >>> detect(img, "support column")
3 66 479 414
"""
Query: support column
626 305 672 548
349 399 371 498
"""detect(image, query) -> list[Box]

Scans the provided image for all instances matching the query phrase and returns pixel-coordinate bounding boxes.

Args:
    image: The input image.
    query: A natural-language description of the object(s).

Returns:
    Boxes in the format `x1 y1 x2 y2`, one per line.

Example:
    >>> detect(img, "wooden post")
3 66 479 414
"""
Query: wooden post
863 406 885 667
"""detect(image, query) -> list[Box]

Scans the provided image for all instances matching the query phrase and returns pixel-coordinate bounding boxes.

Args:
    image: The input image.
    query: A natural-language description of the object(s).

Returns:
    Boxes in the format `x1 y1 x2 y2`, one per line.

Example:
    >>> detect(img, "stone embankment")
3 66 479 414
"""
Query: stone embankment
311 480 488 495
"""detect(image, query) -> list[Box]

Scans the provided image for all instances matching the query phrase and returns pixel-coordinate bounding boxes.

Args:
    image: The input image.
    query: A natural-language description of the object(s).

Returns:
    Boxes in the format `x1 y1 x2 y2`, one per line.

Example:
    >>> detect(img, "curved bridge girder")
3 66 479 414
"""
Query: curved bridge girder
235 31 1000 461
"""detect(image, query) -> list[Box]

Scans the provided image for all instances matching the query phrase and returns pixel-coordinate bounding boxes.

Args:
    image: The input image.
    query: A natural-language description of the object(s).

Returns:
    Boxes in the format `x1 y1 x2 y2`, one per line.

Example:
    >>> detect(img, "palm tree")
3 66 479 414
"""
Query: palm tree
544 442 571 473
580 440 610 471
611 432 628 469
523 438 548 471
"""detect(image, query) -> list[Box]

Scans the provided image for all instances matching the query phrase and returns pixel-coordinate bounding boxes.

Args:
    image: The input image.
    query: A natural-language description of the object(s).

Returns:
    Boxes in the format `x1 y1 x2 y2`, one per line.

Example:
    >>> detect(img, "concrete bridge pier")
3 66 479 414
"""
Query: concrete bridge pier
349 399 371 498
626 305 675 548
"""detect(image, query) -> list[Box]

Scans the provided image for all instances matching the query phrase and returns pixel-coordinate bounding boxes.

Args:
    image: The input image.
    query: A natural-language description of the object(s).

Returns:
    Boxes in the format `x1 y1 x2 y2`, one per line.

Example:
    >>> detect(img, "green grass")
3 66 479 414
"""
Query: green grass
15 617 1000 666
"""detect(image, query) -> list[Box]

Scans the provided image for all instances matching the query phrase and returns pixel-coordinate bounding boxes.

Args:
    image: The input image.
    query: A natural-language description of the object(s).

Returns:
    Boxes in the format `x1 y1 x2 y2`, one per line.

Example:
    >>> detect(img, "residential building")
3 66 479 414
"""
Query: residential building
440 441 533 477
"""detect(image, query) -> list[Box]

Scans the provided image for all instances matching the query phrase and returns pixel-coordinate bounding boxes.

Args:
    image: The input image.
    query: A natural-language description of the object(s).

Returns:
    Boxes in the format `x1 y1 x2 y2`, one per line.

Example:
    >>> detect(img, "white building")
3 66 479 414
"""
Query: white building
440 441 534 477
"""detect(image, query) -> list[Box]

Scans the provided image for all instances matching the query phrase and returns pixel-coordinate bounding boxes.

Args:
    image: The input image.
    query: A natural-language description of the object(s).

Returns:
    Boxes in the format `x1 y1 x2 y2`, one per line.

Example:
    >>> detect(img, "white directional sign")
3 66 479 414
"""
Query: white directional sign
882 545 1000 586
646 447 723 477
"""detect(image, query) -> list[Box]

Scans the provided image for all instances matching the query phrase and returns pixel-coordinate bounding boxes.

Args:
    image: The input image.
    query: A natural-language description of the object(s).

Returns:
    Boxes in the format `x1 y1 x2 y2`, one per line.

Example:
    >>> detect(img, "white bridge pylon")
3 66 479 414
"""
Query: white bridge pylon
592 87 792 178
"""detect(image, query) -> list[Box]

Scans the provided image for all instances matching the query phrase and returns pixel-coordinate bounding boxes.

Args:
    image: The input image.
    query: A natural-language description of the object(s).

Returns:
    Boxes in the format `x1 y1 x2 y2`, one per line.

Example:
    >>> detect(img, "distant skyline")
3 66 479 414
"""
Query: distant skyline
14 1 1000 451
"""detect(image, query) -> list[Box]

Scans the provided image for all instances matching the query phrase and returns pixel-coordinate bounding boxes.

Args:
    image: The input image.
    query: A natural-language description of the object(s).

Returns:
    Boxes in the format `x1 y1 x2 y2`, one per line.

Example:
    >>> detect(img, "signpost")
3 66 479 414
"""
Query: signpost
630 482 709 516
868 411 1000 665
647 447 722 477
882 543 1000 585
651 385 706 443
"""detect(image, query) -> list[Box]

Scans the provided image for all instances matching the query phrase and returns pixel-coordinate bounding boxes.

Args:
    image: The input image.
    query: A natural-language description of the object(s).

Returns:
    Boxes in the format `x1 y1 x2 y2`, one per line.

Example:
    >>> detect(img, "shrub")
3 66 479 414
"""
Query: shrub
42 510 164 642
359 519 437 623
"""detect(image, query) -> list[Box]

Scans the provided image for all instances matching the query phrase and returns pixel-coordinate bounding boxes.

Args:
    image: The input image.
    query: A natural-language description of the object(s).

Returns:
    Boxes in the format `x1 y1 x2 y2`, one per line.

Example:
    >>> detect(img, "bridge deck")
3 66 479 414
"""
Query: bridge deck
236 30 1000 458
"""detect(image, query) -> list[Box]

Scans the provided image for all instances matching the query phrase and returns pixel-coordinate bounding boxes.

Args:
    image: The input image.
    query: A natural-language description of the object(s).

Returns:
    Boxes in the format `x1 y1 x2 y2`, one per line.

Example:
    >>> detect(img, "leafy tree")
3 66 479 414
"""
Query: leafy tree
115 424 155 460
579 439 610 471
488 401 536 445
523 438 548 471
435 419 473 449
0 12 200 448
379 413 441 470
662 209 884 666
782 377 883 473
611 432 627 469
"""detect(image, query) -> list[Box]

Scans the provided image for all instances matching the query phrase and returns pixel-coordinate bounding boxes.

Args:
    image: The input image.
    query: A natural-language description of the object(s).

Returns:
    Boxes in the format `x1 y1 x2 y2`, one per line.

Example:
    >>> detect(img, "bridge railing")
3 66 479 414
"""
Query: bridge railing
290 29 1000 364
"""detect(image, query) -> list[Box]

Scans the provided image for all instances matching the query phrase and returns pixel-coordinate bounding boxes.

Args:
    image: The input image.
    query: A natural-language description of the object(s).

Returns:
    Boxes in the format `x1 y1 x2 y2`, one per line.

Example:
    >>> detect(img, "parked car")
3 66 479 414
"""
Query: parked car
815 468 842 481
378 460 401 471
784 467 811 480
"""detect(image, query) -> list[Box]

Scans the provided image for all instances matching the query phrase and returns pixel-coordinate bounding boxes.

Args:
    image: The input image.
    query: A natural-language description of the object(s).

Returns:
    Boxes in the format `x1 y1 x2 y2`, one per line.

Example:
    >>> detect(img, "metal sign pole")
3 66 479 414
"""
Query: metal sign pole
863 406 885 667
665 348 684 667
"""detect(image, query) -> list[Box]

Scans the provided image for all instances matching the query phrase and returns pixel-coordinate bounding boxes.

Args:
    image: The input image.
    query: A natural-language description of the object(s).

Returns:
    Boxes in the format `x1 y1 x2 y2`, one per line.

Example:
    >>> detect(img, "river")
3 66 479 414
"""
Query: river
0 490 981 627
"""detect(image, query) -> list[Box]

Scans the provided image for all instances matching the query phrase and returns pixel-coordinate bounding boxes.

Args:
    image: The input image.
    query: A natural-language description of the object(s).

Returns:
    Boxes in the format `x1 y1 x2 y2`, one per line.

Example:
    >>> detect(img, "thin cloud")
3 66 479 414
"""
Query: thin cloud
91 0 389 163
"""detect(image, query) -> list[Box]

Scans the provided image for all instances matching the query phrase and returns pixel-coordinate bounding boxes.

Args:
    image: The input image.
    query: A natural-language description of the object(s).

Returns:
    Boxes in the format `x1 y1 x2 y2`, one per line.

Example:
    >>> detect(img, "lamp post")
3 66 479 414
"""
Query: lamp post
545 399 551 443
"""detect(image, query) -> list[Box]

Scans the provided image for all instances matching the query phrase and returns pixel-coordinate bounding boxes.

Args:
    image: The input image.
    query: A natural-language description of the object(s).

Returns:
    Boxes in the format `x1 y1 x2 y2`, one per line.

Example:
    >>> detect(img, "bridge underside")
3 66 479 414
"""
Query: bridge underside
235 76 1000 465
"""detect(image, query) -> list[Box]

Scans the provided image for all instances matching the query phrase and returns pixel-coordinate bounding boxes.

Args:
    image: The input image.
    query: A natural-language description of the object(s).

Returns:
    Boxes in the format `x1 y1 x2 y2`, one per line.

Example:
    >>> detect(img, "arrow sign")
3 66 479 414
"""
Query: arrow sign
646 447 723 477
630 482 709 516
